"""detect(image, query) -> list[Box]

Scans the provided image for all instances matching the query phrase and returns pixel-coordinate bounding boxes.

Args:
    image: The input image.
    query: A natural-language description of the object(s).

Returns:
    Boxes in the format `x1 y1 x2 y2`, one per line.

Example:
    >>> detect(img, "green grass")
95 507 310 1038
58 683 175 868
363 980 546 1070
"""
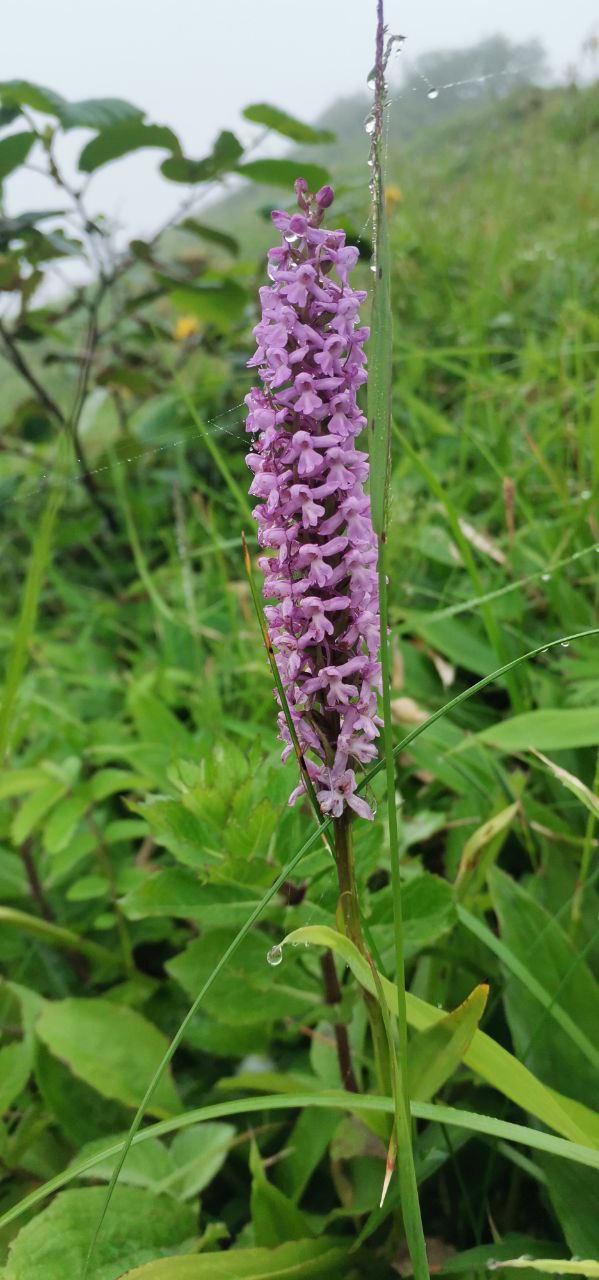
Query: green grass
0 76 597 1280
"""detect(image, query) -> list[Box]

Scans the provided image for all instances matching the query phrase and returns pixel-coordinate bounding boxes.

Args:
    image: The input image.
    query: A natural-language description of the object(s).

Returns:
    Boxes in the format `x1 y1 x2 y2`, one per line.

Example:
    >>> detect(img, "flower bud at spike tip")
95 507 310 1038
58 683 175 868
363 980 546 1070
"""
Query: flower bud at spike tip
316 184 334 208
245 183 381 821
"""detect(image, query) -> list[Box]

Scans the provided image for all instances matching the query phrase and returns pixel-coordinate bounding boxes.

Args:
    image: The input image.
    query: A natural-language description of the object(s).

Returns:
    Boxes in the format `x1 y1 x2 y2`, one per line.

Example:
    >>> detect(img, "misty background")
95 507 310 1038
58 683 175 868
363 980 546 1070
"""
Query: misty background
1 0 597 238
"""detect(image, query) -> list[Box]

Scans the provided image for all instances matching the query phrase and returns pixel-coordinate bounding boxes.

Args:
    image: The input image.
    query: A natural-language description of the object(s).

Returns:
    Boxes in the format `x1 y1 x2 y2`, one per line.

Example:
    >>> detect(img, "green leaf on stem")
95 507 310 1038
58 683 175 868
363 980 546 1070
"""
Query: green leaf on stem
242 102 335 144
78 123 181 172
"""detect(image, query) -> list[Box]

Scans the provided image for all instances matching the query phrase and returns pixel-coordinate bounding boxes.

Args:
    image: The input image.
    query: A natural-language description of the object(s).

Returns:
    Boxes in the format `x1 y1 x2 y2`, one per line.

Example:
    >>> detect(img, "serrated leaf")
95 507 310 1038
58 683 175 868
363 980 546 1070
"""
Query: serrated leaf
78 122 181 172
121 870 266 925
36 998 180 1117
242 103 335 145
166 928 319 1026
1 1186 195 1280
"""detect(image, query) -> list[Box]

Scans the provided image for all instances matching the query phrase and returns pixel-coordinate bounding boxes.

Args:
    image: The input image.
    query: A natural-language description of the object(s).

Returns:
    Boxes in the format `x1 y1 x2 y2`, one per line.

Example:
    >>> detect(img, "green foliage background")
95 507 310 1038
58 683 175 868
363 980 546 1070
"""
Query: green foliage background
0 36 597 1280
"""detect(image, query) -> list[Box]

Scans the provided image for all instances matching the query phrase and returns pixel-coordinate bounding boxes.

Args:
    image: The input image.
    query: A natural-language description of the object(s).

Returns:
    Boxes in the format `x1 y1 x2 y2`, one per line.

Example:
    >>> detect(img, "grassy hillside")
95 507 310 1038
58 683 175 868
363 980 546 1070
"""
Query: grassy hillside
0 66 597 1276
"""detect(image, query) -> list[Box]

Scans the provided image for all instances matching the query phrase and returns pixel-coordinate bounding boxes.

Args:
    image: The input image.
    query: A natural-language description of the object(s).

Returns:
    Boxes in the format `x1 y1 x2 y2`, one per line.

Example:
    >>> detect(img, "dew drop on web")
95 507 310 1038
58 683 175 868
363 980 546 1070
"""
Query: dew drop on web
427 87 439 100
267 944 283 967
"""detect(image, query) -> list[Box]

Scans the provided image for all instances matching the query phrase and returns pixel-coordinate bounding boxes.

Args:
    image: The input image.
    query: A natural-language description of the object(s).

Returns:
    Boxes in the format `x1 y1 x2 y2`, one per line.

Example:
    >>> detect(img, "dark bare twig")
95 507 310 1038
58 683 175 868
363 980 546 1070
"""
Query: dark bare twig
320 950 359 1092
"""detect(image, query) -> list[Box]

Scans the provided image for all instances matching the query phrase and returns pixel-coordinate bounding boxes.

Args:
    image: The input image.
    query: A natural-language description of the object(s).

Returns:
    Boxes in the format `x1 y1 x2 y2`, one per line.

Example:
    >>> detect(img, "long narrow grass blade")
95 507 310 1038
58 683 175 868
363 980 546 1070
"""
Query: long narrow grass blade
0 467 62 761
367 3 428 1274
457 905 599 1073
393 424 525 711
111 456 175 623
275 923 598 1147
175 374 253 525
4 1090 597 1237
81 625 598 1275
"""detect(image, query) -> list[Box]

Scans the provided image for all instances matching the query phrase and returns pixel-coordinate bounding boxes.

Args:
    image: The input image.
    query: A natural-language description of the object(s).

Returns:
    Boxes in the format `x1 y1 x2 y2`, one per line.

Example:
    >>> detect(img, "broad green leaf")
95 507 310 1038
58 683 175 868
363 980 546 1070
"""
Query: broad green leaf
34 1044 132 1147
78 122 181 172
1 1186 195 1280
166 928 319 1026
488 867 599 1106
69 1133 172 1191
0 849 28 899
0 79 65 116
531 749 599 818
274 1108 340 1203
0 1042 32 1115
120 1238 348 1279
42 791 89 854
277 925 598 1146
55 97 144 130
0 132 36 181
250 1139 314 1247
71 1123 235 1201
242 103 335 144
89 769 147 802
131 800 205 868
168 280 247 330
121 871 266 926
128 691 195 755
539 1158 599 1260
371 872 455 951
236 159 330 189
36 998 180 1117
159 1123 235 1199
180 218 239 255
0 766 50 800
10 779 67 845
475 707 599 751
408 983 488 1102
0 80 143 129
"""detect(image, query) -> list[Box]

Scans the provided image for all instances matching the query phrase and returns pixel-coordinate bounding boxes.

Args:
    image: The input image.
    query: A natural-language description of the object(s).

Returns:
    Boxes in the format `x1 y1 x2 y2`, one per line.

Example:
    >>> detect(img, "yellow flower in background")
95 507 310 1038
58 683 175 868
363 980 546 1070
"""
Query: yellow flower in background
173 314 200 341
385 184 403 214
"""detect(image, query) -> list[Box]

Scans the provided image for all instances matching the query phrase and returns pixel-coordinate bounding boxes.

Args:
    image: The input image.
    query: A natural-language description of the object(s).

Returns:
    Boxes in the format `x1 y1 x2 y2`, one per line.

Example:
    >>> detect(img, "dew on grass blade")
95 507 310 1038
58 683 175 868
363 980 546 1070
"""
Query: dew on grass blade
541 573 551 581
267 944 283 967
365 111 376 135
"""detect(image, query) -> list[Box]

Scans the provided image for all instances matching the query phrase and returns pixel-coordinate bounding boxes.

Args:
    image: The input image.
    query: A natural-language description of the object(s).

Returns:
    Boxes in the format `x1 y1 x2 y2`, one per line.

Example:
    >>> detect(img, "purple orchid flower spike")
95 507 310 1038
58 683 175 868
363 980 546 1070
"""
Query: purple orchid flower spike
246 181 381 821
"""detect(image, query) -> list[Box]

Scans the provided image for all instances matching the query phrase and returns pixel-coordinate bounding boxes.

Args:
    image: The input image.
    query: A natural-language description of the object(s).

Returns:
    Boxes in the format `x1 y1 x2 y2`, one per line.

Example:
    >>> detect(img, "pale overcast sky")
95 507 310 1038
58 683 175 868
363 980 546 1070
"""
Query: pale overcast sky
2 0 597 235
